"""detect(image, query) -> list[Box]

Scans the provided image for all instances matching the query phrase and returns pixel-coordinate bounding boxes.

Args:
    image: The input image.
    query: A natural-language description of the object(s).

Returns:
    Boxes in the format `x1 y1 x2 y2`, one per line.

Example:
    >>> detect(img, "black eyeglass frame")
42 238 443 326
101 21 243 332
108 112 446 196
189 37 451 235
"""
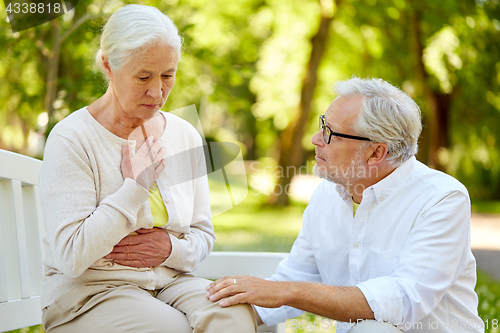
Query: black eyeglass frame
319 115 372 144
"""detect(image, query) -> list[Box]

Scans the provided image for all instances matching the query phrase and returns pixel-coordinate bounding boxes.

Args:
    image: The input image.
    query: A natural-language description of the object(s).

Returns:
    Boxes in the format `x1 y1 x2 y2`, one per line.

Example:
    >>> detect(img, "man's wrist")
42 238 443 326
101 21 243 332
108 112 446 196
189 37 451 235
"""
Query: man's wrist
281 281 299 307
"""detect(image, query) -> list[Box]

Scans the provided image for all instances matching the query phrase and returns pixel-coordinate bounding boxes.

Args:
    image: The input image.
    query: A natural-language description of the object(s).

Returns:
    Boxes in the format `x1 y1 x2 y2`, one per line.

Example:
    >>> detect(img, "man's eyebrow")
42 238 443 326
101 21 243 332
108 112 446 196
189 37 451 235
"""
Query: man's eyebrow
324 117 335 130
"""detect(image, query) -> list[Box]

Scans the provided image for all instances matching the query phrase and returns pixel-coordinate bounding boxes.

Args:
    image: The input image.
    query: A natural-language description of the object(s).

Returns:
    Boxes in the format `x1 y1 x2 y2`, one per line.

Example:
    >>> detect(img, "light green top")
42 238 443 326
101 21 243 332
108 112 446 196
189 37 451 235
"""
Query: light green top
149 182 169 227
351 197 360 217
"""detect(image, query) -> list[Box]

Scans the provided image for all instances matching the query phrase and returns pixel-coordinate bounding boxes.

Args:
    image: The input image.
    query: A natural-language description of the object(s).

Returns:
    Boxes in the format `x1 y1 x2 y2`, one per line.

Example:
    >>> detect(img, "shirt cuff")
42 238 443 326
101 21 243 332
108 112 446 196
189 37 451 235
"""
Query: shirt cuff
255 305 304 326
357 277 404 326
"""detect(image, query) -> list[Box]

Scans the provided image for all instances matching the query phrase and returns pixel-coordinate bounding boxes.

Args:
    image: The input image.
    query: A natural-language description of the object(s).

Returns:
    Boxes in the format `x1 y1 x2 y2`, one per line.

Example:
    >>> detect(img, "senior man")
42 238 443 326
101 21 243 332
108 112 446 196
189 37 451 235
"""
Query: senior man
207 77 482 333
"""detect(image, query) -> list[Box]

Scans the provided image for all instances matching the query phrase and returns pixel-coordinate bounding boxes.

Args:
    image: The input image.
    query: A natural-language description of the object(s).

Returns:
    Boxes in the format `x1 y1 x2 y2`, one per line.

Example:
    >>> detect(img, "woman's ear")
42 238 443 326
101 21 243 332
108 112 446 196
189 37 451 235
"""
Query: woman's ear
101 54 113 81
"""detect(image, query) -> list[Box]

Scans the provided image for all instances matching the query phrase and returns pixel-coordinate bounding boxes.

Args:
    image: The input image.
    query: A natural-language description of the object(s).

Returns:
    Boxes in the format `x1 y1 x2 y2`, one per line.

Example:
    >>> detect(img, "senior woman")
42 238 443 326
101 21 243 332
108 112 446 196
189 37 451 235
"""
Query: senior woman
39 5 256 333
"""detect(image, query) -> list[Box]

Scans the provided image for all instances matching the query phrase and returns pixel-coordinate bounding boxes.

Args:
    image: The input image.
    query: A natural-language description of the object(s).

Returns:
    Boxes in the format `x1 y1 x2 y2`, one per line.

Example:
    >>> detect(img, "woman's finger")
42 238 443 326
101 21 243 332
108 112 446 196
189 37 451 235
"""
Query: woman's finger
128 140 136 157
153 159 165 177
136 136 154 159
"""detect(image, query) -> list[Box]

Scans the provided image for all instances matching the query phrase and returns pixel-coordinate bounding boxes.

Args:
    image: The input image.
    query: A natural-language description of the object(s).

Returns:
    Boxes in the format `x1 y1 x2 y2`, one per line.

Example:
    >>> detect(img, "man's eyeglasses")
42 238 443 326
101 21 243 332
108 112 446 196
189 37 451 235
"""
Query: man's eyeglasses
319 115 371 144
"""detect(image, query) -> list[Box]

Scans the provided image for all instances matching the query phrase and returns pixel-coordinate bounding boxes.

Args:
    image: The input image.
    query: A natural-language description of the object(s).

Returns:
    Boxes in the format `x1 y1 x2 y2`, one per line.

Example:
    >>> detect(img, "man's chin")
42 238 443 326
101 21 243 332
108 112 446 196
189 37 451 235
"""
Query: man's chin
313 164 329 180
313 164 341 185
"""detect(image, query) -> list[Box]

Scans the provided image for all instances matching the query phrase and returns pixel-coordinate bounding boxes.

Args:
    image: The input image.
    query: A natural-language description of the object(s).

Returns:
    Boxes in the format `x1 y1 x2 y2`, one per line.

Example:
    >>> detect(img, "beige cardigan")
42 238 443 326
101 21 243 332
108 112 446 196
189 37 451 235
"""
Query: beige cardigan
39 108 215 308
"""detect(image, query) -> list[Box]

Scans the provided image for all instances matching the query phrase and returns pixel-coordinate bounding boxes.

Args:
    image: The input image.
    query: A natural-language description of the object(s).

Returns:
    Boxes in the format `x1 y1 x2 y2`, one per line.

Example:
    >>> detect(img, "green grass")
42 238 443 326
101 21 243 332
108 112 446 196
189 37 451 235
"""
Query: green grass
476 269 500 333
211 188 306 253
472 200 500 215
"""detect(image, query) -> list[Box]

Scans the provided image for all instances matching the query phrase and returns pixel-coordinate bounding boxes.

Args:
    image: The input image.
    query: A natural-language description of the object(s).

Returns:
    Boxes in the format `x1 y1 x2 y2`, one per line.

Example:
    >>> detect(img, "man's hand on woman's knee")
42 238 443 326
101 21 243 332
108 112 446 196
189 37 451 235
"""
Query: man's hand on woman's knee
205 275 288 308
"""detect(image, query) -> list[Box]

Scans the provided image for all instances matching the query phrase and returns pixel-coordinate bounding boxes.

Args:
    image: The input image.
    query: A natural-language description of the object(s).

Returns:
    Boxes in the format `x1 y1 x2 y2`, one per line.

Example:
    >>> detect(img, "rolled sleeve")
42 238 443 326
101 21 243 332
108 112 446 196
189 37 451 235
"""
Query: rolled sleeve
357 277 404 325
257 305 304 327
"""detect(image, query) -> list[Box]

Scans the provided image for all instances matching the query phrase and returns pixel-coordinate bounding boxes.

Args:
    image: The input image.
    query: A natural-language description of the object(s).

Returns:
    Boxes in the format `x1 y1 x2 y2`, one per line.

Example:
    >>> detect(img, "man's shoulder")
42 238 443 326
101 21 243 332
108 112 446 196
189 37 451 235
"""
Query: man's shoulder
411 159 469 197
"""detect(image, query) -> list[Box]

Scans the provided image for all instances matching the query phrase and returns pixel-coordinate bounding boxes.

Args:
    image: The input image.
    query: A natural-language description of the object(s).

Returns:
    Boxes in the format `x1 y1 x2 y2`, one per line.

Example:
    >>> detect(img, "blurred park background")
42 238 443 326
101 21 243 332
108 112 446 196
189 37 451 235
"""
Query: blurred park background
2 0 500 332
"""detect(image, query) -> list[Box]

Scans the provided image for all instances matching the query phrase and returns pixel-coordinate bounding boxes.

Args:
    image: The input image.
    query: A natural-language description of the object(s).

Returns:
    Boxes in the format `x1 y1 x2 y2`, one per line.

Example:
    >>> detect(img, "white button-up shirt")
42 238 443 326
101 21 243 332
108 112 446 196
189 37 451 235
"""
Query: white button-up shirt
256 156 482 333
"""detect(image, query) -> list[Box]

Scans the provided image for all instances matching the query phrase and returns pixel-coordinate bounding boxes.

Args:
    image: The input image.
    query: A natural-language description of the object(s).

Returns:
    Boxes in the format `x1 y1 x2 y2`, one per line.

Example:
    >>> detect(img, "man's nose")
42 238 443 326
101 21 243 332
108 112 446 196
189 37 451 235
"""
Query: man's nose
311 130 324 147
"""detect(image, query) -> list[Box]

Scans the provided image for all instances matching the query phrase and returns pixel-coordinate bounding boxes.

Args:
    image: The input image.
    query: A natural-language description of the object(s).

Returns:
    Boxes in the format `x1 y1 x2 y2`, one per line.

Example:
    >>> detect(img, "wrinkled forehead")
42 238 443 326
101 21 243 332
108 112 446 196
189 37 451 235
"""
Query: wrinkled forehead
122 44 179 74
324 95 363 131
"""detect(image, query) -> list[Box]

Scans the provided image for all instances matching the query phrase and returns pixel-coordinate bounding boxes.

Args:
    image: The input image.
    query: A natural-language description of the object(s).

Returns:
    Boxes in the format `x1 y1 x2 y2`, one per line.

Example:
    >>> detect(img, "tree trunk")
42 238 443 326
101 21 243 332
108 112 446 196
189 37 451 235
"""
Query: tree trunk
44 19 61 139
43 12 97 138
410 8 450 170
267 0 340 206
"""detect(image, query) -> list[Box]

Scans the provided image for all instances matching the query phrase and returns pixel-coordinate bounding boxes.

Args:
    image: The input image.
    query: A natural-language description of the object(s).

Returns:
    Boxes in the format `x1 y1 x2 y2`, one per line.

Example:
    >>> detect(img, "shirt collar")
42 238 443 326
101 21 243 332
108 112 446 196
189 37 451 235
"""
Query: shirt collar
334 156 418 204
369 156 417 203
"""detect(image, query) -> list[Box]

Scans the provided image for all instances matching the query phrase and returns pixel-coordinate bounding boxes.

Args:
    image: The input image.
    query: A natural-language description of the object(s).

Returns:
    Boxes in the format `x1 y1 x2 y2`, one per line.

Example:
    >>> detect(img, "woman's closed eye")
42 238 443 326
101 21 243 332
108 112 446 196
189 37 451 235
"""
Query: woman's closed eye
140 75 172 80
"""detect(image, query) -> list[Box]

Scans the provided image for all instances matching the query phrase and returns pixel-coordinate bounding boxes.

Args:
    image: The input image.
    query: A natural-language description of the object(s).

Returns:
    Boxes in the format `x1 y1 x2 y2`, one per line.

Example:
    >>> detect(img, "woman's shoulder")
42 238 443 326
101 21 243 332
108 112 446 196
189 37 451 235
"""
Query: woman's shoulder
47 107 92 139
44 107 109 156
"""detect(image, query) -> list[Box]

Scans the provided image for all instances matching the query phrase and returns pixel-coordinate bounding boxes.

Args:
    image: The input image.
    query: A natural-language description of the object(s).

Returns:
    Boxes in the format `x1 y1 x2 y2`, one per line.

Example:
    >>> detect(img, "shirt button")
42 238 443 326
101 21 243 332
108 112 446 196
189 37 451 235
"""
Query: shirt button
379 196 385 202
148 282 154 288
165 199 170 203
354 243 359 249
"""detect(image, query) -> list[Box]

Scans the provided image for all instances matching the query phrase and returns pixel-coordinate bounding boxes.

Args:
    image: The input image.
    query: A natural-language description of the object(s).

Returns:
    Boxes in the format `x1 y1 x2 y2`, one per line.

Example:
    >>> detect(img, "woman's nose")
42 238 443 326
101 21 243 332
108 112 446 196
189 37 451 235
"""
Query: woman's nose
147 79 162 100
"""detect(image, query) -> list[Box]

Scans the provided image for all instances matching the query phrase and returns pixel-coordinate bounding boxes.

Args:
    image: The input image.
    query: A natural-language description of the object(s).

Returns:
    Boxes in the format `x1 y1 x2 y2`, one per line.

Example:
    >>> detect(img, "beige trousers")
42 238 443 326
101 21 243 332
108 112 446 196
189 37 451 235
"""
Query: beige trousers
42 274 256 333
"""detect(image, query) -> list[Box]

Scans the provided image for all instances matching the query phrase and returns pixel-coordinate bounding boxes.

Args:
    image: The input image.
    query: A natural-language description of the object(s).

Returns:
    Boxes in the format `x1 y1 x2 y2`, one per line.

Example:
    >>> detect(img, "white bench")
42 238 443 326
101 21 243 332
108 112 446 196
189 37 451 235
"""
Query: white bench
0 149 286 333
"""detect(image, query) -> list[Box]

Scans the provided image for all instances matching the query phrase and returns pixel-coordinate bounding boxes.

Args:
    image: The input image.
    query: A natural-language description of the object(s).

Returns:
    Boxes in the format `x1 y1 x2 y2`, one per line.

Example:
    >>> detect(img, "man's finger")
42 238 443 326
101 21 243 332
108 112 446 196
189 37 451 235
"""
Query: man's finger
219 293 246 307
208 276 232 288
208 284 241 303
206 276 233 294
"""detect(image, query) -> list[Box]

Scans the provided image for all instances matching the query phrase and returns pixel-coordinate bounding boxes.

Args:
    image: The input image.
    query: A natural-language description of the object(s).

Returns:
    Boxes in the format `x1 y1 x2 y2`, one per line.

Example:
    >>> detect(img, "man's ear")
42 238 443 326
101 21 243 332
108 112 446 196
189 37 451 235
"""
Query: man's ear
101 54 113 81
367 143 389 166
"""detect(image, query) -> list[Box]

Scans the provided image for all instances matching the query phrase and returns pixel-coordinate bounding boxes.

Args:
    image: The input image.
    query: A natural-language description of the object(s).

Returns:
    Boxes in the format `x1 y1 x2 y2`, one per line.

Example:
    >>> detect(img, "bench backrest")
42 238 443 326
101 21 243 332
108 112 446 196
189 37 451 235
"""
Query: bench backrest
0 149 45 332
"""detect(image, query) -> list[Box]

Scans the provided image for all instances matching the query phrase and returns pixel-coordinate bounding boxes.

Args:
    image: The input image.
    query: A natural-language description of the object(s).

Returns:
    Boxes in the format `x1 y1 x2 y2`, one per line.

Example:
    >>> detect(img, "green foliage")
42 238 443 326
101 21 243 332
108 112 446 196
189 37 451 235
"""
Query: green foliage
1 0 500 191
476 270 500 333
472 200 500 214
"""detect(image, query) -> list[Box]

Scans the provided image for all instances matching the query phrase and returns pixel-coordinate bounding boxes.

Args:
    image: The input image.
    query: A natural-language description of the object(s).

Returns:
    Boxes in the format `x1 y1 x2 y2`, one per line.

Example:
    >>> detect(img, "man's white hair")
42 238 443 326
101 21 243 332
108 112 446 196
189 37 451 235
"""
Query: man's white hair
334 77 422 167
95 4 182 75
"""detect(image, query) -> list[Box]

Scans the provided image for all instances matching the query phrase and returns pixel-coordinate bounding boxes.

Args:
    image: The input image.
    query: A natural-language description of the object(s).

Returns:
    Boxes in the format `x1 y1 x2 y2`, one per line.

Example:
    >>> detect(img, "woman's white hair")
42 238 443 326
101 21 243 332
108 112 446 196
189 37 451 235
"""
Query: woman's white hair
95 4 182 75
334 77 422 167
